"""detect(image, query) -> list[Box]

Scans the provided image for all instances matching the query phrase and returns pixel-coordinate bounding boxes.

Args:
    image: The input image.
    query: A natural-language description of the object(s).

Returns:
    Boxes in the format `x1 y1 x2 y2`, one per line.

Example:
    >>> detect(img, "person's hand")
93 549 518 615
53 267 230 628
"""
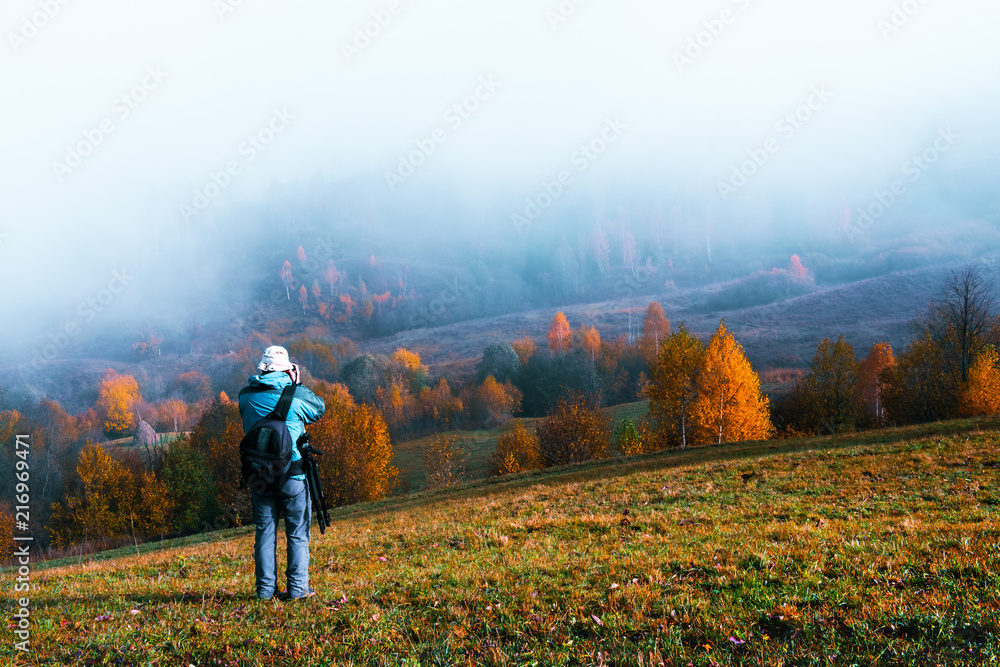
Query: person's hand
288 364 301 385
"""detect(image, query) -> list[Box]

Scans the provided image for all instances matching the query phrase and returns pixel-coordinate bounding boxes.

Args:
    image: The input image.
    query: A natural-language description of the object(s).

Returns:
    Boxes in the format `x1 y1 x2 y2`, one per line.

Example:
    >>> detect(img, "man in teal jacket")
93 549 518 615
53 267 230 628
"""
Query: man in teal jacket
239 345 326 600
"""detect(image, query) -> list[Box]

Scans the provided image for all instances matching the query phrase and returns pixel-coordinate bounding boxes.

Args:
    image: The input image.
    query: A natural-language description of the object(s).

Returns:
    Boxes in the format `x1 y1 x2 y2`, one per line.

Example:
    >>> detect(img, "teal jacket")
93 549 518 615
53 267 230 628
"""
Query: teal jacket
238 372 326 480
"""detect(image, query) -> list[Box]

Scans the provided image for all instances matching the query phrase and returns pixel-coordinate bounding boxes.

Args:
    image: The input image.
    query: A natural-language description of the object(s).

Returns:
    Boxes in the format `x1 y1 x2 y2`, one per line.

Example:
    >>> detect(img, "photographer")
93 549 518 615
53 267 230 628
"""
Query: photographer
238 345 326 601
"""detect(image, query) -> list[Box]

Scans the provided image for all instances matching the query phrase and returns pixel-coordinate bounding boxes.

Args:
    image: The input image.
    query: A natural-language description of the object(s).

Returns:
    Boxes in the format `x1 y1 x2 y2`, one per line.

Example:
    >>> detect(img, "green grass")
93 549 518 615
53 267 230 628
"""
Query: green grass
7 417 1000 666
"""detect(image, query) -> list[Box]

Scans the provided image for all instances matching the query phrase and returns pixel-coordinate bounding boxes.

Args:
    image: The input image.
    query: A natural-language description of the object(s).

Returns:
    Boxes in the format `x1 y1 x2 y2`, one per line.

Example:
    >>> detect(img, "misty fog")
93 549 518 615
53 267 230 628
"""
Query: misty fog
2 0 998 383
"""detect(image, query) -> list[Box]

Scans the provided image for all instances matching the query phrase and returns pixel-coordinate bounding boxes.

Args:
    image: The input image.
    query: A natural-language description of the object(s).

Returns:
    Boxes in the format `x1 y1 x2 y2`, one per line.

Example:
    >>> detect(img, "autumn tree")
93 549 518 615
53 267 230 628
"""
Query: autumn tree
854 342 895 427
189 392 247 523
309 385 398 505
49 442 138 549
788 254 807 280
296 244 307 264
311 280 322 301
648 324 705 448
391 348 430 393
419 379 463 428
288 339 339 382
798 335 858 433
137 470 175 540
97 369 142 437
463 376 522 427
375 382 417 435
324 260 339 296
536 392 611 466
639 301 671 365
547 312 572 355
511 336 537 366
424 434 466 490
959 347 1000 417
579 325 601 363
491 421 542 475
158 399 188 433
299 284 309 313
279 260 294 300
690 322 772 445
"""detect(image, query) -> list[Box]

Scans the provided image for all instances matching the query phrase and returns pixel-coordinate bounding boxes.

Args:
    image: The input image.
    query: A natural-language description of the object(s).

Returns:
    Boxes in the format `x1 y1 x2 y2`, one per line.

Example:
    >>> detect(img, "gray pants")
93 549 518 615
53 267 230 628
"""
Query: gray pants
252 477 310 599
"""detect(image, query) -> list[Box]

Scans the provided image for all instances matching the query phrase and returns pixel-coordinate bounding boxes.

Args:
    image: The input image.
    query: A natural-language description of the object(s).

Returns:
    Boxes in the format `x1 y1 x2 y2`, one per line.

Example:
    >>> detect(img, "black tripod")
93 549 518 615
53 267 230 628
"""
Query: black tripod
296 432 332 534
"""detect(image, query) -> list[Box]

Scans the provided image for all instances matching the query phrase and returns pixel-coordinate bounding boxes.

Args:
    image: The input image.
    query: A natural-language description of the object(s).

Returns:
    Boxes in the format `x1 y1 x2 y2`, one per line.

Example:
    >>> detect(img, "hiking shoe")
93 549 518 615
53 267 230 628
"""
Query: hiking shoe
289 587 316 600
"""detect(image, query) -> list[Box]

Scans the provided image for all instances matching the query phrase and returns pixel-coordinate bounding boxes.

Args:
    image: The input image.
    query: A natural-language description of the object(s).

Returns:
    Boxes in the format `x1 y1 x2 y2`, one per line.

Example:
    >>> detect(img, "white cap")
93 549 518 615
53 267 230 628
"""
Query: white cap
257 345 293 372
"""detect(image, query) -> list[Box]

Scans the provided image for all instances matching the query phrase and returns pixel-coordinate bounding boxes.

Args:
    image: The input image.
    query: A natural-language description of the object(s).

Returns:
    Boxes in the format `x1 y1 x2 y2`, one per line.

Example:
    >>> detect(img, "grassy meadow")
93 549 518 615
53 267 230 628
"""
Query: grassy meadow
5 417 1000 666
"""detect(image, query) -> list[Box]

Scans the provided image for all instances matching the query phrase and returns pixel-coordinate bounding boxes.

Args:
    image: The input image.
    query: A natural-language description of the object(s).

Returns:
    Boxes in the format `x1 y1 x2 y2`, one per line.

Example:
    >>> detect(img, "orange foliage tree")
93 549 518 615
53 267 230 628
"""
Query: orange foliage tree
309 384 398 505
158 399 188 432
580 325 601 363
97 369 142 437
959 347 1000 417
299 284 309 313
639 301 671 364
690 322 772 445
512 336 537 365
547 312 571 355
855 342 895 426
648 324 705 449
49 442 138 549
492 421 542 475
464 376 522 427
419 378 463 427
323 260 339 296
391 348 430 393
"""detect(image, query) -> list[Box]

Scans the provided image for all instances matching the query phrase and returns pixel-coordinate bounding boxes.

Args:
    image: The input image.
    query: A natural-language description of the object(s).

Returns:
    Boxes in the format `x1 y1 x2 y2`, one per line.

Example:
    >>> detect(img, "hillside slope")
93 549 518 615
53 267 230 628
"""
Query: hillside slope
15 417 1000 666
365 262 973 377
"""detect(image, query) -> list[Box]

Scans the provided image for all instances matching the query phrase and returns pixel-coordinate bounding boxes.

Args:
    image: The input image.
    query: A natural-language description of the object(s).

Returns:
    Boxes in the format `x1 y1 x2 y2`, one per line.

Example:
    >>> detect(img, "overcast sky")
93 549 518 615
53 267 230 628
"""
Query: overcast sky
2 0 998 346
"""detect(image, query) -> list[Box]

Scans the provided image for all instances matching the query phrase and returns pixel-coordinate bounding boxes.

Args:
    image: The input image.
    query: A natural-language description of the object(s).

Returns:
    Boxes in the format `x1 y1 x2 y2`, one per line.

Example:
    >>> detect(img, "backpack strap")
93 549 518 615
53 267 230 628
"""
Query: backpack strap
269 384 298 421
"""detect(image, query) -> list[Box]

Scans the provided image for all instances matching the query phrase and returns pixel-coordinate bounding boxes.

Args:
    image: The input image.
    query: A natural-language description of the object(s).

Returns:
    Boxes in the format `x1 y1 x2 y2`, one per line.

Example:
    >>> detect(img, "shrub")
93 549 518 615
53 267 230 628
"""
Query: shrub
536 393 611 467
614 418 643 456
492 422 542 475
424 434 466 490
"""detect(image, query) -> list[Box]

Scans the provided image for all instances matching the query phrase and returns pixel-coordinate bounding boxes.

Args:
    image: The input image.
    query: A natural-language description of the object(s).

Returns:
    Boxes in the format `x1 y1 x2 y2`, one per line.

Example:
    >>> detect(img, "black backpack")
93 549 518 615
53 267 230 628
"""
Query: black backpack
238 385 302 496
